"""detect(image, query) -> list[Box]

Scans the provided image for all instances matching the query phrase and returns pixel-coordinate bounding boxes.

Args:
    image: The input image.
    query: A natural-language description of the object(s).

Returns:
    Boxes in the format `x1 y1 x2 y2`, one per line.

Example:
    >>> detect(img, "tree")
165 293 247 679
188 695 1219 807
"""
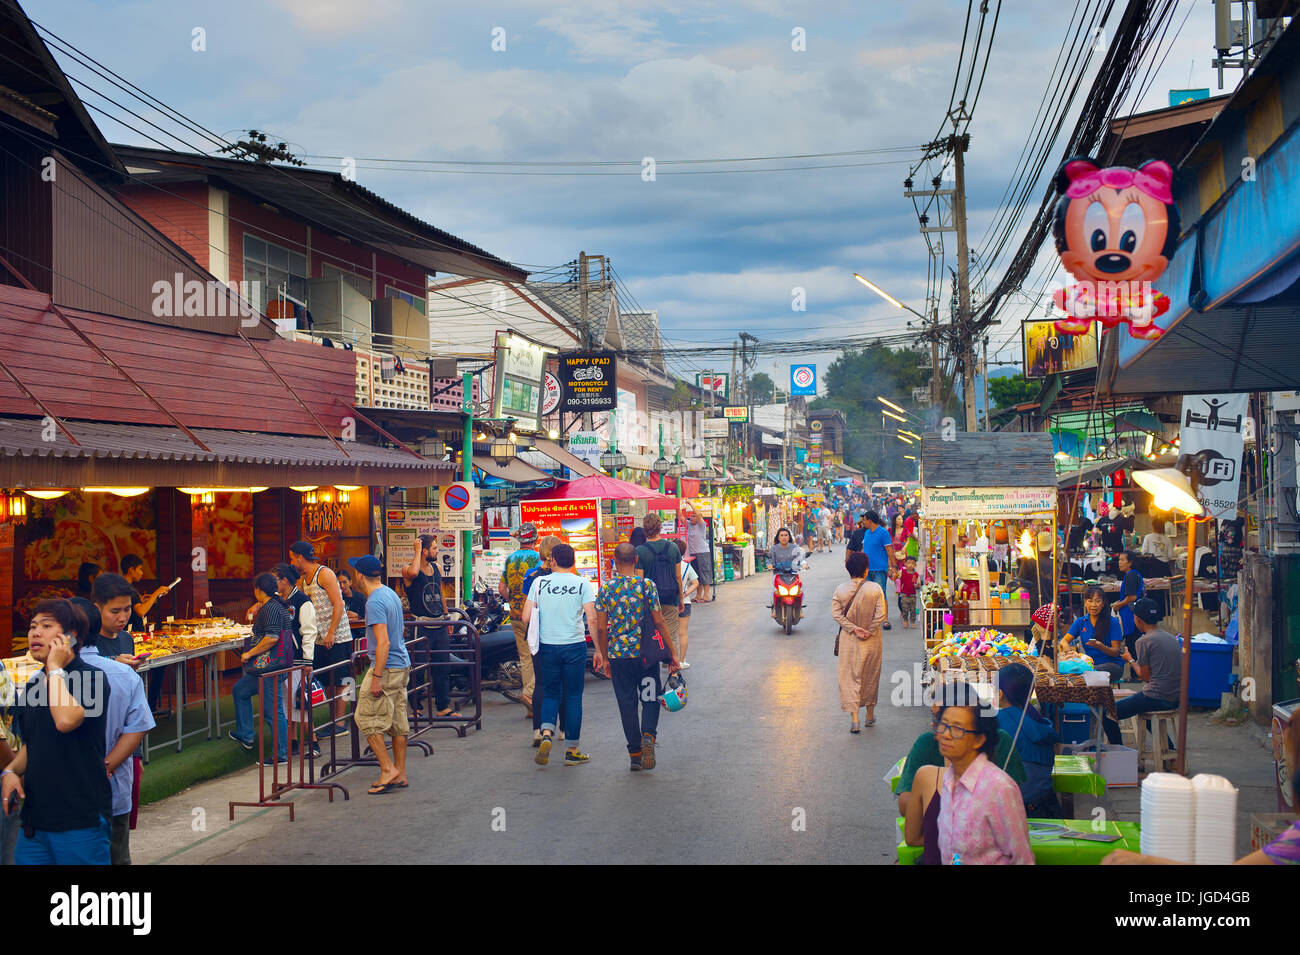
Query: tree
988 374 1040 410
749 372 775 405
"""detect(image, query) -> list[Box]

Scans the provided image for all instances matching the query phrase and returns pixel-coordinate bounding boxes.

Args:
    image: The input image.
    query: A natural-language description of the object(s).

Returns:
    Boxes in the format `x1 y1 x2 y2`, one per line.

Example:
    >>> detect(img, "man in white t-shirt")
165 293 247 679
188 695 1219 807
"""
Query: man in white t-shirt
522 543 599 766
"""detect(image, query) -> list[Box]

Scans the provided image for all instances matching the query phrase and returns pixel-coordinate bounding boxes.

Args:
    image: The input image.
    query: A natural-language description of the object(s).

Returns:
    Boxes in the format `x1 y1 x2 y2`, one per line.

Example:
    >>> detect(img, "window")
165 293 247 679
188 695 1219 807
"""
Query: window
243 233 307 309
386 284 426 316
323 262 373 299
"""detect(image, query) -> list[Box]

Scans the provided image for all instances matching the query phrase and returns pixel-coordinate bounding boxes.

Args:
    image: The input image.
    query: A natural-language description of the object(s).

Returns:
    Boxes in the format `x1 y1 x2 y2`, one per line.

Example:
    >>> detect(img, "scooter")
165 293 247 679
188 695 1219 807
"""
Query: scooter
771 561 805 634
466 577 509 634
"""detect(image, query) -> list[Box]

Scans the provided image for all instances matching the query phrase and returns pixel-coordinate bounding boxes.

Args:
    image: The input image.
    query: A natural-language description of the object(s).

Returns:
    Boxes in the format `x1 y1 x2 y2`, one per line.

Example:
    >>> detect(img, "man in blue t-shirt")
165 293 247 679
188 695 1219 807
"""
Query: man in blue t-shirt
523 543 598 766
348 555 410 795
862 511 897 630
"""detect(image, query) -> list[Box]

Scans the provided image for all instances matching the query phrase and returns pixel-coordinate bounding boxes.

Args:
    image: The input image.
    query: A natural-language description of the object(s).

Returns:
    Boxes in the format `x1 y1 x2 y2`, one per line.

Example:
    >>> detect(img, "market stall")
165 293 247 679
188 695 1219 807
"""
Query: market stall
918 433 1060 664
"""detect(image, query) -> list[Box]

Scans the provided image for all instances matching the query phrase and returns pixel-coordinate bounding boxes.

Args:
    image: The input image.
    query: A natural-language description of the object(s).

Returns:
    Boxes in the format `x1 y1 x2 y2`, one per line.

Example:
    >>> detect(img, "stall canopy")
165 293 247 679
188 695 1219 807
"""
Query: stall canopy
530 438 600 477
471 454 555 486
0 416 450 487
920 432 1056 519
521 473 659 501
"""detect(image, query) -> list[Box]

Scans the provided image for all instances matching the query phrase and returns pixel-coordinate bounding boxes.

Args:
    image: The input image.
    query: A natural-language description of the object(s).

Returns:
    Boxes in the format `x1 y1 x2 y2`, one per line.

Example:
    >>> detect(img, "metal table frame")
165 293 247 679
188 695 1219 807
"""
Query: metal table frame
138 637 246 763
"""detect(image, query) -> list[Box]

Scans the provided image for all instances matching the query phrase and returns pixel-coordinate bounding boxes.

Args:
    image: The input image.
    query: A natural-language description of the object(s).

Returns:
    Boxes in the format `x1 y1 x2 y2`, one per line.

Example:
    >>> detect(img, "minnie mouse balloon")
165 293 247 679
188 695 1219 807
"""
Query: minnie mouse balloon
1050 157 1180 340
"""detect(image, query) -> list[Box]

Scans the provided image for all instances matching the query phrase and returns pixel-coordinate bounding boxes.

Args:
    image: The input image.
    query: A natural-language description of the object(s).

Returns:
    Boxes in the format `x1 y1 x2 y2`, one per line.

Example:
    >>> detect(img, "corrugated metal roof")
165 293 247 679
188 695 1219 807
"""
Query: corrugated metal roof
0 417 436 470
113 146 525 282
921 432 1056 488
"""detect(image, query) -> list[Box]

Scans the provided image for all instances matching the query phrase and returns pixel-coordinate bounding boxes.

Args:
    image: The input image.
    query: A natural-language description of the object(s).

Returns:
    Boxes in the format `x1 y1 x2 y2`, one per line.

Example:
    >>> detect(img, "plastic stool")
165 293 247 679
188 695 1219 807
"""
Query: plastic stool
1123 709 1178 774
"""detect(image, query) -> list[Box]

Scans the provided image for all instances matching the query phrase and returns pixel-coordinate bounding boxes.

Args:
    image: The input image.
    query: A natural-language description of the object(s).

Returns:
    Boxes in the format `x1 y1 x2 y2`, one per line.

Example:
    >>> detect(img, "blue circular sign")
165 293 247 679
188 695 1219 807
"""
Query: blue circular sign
444 484 471 511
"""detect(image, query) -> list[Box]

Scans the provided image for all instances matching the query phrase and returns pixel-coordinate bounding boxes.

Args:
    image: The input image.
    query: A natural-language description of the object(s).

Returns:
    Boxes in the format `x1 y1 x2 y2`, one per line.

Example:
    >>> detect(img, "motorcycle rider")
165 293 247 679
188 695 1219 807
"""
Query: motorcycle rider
768 527 805 622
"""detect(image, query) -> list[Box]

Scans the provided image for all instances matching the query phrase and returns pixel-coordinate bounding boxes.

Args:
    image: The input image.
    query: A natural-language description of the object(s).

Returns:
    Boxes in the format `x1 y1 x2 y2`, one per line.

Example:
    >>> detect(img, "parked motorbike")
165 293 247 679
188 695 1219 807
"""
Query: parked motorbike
771 560 805 634
466 577 509 634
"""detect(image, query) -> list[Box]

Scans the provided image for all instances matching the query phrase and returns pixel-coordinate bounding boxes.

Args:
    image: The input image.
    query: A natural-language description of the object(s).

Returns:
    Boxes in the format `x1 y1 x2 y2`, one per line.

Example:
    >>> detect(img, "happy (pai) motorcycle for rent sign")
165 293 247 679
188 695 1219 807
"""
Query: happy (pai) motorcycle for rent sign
559 350 617 412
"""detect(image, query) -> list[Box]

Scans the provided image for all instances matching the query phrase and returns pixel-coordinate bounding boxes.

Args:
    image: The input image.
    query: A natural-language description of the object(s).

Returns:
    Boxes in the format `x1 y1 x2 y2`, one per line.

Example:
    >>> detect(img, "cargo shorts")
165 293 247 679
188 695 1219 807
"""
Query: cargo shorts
353 666 410 738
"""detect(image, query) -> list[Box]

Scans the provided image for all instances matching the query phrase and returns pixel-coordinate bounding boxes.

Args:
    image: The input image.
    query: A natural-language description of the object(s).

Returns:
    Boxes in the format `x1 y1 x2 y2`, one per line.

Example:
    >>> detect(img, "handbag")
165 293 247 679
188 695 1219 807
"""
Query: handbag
247 627 295 673
834 580 872 657
526 604 540 655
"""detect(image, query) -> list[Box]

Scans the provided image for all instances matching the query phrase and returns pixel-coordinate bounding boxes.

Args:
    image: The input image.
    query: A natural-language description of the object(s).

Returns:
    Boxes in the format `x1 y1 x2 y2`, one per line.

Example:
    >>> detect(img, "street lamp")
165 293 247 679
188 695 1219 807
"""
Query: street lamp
1134 456 1205 776
600 448 626 471
881 407 909 425
854 273 930 322
489 433 517 467
652 456 671 476
898 428 921 442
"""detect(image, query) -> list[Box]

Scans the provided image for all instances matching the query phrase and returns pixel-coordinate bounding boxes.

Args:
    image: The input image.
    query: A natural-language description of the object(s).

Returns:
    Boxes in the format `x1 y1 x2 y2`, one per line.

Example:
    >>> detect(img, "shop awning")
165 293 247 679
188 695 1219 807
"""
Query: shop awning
621 451 656 472
472 454 555 485
1056 456 1147 489
531 438 600 477
0 416 450 487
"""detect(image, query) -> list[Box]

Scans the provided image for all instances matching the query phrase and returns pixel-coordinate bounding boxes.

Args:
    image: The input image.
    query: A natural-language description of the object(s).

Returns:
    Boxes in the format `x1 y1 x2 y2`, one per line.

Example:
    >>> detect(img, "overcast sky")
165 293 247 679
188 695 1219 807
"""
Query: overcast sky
33 0 1230 392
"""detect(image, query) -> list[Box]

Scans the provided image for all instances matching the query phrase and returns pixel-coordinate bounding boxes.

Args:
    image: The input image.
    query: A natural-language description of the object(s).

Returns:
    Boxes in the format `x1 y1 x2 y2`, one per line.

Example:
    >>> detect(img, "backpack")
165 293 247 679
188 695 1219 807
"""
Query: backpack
641 540 679 604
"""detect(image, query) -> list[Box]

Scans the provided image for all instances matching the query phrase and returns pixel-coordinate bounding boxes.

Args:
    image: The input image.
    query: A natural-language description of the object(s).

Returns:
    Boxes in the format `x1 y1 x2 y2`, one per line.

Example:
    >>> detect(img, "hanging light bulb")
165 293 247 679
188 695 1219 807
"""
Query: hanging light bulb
290 485 318 493
24 489 69 500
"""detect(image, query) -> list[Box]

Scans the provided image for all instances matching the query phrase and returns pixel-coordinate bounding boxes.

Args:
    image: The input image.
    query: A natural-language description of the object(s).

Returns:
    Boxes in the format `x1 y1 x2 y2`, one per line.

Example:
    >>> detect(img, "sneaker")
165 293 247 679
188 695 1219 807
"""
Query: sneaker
629 752 643 771
532 730 542 748
535 734 552 765
261 756 285 766
564 749 590 766
640 732 656 771
228 731 253 751
679 660 691 669
316 724 338 738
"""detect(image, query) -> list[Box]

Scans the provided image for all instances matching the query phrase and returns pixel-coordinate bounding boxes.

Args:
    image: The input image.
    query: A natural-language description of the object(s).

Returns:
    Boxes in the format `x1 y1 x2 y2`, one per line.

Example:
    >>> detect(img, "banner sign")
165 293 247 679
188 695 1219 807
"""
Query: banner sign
560 350 617 412
519 497 603 584
790 364 817 396
1180 393 1248 519
921 486 1056 519
493 330 553 432
1023 320 1099 379
701 416 729 438
723 406 748 421
567 431 603 469
384 507 460 583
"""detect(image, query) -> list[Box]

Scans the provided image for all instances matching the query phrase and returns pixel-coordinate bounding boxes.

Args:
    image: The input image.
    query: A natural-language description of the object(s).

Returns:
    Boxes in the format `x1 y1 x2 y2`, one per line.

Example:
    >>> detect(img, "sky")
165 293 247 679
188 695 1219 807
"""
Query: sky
29 0 1233 397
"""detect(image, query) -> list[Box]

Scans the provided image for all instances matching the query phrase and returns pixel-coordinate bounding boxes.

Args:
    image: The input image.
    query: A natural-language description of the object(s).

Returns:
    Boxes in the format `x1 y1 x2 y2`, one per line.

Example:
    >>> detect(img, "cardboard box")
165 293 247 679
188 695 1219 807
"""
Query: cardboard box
1073 744 1139 788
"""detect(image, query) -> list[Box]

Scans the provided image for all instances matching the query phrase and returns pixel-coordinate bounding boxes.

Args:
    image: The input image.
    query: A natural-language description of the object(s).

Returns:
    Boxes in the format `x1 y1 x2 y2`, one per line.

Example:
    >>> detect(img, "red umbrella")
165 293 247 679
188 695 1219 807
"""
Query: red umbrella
520 473 661 501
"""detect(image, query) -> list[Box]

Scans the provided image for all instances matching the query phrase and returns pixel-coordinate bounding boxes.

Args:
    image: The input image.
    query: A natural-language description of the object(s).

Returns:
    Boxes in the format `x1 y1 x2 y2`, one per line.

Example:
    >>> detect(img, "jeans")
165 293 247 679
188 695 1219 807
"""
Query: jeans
868 570 889 594
610 657 661 753
538 642 586 744
1103 691 1178 745
233 670 289 760
147 669 165 712
0 805 18 865
15 815 111 865
110 813 131 866
409 623 453 712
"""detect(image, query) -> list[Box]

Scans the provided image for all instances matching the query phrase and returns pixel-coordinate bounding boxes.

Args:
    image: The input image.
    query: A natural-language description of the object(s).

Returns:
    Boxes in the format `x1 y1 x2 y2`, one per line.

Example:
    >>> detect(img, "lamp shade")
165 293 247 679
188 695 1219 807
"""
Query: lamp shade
652 457 671 475
1134 467 1203 516
600 449 626 470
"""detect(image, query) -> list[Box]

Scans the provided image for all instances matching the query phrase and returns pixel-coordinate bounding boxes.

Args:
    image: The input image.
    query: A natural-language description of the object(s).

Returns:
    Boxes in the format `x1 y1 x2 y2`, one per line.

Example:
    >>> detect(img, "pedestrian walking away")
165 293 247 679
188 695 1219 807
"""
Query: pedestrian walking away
832 552 886 733
683 503 714 603
523 544 599 766
860 511 897 630
595 543 681 771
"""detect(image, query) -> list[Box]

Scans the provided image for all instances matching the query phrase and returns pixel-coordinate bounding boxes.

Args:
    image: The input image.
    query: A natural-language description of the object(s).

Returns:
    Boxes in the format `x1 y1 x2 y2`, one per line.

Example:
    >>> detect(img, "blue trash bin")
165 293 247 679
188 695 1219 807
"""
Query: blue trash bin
1181 638 1234 707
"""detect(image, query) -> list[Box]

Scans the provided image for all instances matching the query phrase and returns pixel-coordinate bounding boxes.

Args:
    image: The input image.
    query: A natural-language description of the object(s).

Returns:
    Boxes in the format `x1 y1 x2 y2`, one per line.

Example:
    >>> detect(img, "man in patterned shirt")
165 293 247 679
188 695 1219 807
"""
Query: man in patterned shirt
499 523 541 714
595 543 680 772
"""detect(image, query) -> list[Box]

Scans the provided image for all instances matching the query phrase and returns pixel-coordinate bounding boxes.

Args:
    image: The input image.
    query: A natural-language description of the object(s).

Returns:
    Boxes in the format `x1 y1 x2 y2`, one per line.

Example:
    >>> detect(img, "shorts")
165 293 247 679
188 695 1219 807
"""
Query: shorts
692 553 714 586
680 603 692 617
899 594 917 617
313 639 354 686
354 666 410 738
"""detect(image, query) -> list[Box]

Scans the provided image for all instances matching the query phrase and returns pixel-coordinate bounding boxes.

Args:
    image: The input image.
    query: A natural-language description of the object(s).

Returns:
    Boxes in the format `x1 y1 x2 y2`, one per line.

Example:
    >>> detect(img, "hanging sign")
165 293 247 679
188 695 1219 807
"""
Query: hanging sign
1050 158 1179 340
567 431 603 468
723 406 748 421
493 330 554 432
922 486 1057 519
702 416 729 438
439 482 479 530
559 350 617 412
542 372 561 416
696 372 729 402
1180 393 1248 520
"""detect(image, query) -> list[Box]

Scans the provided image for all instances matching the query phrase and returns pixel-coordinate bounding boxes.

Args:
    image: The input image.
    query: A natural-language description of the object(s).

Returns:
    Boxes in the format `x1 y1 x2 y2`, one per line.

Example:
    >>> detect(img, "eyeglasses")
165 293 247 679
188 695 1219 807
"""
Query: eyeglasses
932 719 976 740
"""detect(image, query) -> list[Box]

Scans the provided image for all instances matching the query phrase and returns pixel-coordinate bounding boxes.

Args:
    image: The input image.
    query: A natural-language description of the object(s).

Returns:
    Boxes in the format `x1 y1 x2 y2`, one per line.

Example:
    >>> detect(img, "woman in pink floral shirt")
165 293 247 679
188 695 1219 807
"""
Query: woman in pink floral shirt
935 686 1034 865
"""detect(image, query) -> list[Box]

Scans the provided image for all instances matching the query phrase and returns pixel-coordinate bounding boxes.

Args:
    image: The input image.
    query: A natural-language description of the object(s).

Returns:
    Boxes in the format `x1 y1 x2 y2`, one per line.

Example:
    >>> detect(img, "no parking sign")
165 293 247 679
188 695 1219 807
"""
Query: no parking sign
440 482 478 530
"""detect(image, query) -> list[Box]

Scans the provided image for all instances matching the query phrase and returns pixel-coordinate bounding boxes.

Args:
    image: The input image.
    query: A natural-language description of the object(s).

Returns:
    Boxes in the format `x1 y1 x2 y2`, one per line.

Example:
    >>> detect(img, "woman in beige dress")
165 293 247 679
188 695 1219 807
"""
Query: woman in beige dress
832 550 888 733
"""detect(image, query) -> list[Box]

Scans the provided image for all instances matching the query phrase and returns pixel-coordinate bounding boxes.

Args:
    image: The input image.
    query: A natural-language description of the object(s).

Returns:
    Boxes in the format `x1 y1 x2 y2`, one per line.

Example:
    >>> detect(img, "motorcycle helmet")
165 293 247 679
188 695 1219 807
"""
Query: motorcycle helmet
661 672 688 712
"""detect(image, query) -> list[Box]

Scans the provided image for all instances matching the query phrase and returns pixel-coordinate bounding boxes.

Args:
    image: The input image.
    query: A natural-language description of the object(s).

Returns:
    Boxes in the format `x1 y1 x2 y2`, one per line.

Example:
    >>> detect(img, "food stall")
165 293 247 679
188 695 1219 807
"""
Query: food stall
918 433 1060 663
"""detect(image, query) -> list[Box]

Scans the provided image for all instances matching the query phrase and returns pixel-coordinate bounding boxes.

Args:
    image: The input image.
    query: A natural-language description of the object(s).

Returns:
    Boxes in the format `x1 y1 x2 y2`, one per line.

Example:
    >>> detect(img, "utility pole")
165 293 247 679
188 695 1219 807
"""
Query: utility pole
981 336 990 432
728 343 737 471
739 332 757 470
951 135 977 433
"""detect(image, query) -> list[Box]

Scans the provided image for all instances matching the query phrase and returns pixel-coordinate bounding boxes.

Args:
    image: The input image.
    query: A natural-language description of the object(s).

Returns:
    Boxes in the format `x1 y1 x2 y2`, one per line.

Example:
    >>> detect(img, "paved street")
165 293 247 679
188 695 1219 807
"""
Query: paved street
134 545 926 864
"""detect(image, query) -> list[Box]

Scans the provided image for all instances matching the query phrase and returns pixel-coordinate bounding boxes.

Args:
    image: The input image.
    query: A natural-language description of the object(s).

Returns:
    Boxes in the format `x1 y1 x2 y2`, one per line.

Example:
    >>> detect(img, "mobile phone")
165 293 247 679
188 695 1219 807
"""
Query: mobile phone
134 652 152 661
6 790 18 814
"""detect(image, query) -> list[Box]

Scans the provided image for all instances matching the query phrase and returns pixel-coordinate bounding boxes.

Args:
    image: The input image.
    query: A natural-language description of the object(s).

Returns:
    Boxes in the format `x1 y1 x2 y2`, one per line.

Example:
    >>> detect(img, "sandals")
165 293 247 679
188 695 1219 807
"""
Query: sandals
436 707 464 718
850 720 861 734
368 781 402 795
